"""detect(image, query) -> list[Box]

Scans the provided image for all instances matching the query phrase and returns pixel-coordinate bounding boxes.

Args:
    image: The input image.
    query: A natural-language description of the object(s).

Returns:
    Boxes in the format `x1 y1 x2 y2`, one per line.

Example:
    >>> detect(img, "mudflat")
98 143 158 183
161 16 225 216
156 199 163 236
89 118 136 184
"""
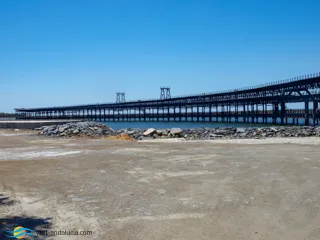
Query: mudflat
1 129 320 239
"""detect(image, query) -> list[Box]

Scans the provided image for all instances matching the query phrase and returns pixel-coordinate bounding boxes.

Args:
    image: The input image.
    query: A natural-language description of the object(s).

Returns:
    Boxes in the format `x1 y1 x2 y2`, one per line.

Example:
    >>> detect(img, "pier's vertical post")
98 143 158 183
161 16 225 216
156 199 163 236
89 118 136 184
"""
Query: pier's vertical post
221 105 225 122
162 106 165 121
203 106 205 122
280 102 285 125
197 106 199 122
262 103 265 123
235 103 238 123
157 107 159 121
251 104 254 123
305 101 310 125
228 104 230 123
273 103 279 124
313 101 318 126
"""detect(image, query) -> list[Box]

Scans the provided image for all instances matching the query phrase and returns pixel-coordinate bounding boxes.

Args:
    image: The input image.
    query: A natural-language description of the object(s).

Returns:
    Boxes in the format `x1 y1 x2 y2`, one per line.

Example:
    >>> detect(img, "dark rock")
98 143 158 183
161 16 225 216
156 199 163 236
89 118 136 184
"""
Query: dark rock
161 129 168 136
156 130 163 136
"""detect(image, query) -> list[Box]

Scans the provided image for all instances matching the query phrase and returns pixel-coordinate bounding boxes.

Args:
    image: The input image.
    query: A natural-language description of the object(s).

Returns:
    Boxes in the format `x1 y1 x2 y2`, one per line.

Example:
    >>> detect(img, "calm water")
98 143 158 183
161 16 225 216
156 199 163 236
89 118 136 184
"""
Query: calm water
0 117 15 121
103 121 260 130
0 117 309 130
103 117 309 130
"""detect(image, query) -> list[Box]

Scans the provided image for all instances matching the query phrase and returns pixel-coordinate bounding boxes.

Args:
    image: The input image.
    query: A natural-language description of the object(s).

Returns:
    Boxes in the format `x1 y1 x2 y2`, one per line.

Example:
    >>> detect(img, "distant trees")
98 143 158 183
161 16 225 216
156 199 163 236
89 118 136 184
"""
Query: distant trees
0 112 15 117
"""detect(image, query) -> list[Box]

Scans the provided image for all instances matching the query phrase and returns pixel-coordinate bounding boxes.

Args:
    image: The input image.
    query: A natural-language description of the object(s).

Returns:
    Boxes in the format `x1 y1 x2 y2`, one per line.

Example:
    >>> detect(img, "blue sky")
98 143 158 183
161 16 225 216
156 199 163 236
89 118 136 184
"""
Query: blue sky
1 0 320 112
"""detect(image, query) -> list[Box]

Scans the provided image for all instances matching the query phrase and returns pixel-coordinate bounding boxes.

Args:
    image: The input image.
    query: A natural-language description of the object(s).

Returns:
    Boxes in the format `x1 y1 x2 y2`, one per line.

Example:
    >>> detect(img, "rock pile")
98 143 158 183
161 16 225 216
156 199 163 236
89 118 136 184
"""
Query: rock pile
37 121 114 138
118 126 320 140
182 126 320 140
115 127 183 140
36 121 320 140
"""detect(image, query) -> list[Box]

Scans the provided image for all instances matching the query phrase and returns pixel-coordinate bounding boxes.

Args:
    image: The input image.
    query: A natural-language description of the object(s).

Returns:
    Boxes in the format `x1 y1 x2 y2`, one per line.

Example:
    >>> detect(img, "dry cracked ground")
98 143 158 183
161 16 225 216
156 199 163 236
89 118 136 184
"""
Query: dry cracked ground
1 129 320 239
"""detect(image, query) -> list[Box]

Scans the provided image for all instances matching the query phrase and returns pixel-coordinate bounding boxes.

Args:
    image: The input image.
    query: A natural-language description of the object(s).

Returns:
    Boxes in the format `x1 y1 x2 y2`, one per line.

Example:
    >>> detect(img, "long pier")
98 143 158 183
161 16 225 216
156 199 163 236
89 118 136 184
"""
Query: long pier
15 73 320 126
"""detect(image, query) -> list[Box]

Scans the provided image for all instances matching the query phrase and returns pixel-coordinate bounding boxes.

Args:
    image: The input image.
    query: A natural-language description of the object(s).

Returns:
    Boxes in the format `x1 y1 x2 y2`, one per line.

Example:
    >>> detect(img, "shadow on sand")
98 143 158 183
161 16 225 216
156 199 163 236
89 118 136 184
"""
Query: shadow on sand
0 194 53 239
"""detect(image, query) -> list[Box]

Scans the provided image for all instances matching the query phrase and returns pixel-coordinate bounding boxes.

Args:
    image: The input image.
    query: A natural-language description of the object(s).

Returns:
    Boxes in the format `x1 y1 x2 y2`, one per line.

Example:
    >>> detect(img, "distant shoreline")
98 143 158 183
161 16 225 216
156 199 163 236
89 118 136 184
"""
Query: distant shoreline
0 117 15 121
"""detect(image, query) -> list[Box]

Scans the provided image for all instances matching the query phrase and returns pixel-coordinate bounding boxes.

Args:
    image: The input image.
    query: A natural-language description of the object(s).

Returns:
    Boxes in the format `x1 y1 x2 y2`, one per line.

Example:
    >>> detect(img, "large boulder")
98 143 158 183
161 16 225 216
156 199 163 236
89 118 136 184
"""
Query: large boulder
236 128 246 133
73 129 80 134
143 128 156 136
170 128 182 137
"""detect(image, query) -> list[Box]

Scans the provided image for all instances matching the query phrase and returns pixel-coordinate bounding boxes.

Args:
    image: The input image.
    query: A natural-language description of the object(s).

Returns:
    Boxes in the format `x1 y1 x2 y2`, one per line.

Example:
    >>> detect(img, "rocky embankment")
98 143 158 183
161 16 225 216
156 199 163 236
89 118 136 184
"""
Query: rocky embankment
36 121 114 138
36 121 320 140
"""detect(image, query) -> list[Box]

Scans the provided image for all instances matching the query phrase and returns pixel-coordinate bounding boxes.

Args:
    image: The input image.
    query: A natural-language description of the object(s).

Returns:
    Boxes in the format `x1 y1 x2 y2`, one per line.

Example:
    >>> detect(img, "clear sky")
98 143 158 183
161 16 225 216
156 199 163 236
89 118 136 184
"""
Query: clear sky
1 0 320 112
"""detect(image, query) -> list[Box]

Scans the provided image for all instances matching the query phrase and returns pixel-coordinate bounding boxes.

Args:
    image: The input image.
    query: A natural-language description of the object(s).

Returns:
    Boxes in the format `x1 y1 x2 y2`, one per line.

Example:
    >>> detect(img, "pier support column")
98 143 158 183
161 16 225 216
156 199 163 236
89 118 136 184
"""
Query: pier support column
251 104 254 123
280 102 285 125
273 103 279 124
195 106 197 122
313 101 318 126
305 101 310 126
235 104 238 123
203 106 205 122
221 105 225 122
262 104 265 124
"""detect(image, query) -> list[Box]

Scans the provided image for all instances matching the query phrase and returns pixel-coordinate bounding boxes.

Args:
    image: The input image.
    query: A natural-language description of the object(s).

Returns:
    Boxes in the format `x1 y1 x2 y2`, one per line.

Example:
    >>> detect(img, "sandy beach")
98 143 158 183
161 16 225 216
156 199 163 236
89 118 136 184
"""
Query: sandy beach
1 129 320 239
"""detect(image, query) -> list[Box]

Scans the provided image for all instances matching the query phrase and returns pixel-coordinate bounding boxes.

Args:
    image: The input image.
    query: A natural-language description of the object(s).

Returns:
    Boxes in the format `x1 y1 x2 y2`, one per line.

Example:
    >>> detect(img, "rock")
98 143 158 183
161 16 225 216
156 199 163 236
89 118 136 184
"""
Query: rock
58 126 68 133
209 134 223 138
215 128 236 135
36 122 320 141
161 129 168 136
270 127 278 132
43 125 56 132
37 121 114 138
73 129 80 134
127 130 136 135
236 128 246 133
143 128 156 136
170 128 182 136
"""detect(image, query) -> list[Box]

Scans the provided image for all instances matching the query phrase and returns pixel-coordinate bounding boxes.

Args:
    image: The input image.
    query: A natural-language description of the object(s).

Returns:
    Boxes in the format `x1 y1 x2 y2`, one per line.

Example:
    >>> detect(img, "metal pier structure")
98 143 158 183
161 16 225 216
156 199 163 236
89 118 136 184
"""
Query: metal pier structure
15 73 320 126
